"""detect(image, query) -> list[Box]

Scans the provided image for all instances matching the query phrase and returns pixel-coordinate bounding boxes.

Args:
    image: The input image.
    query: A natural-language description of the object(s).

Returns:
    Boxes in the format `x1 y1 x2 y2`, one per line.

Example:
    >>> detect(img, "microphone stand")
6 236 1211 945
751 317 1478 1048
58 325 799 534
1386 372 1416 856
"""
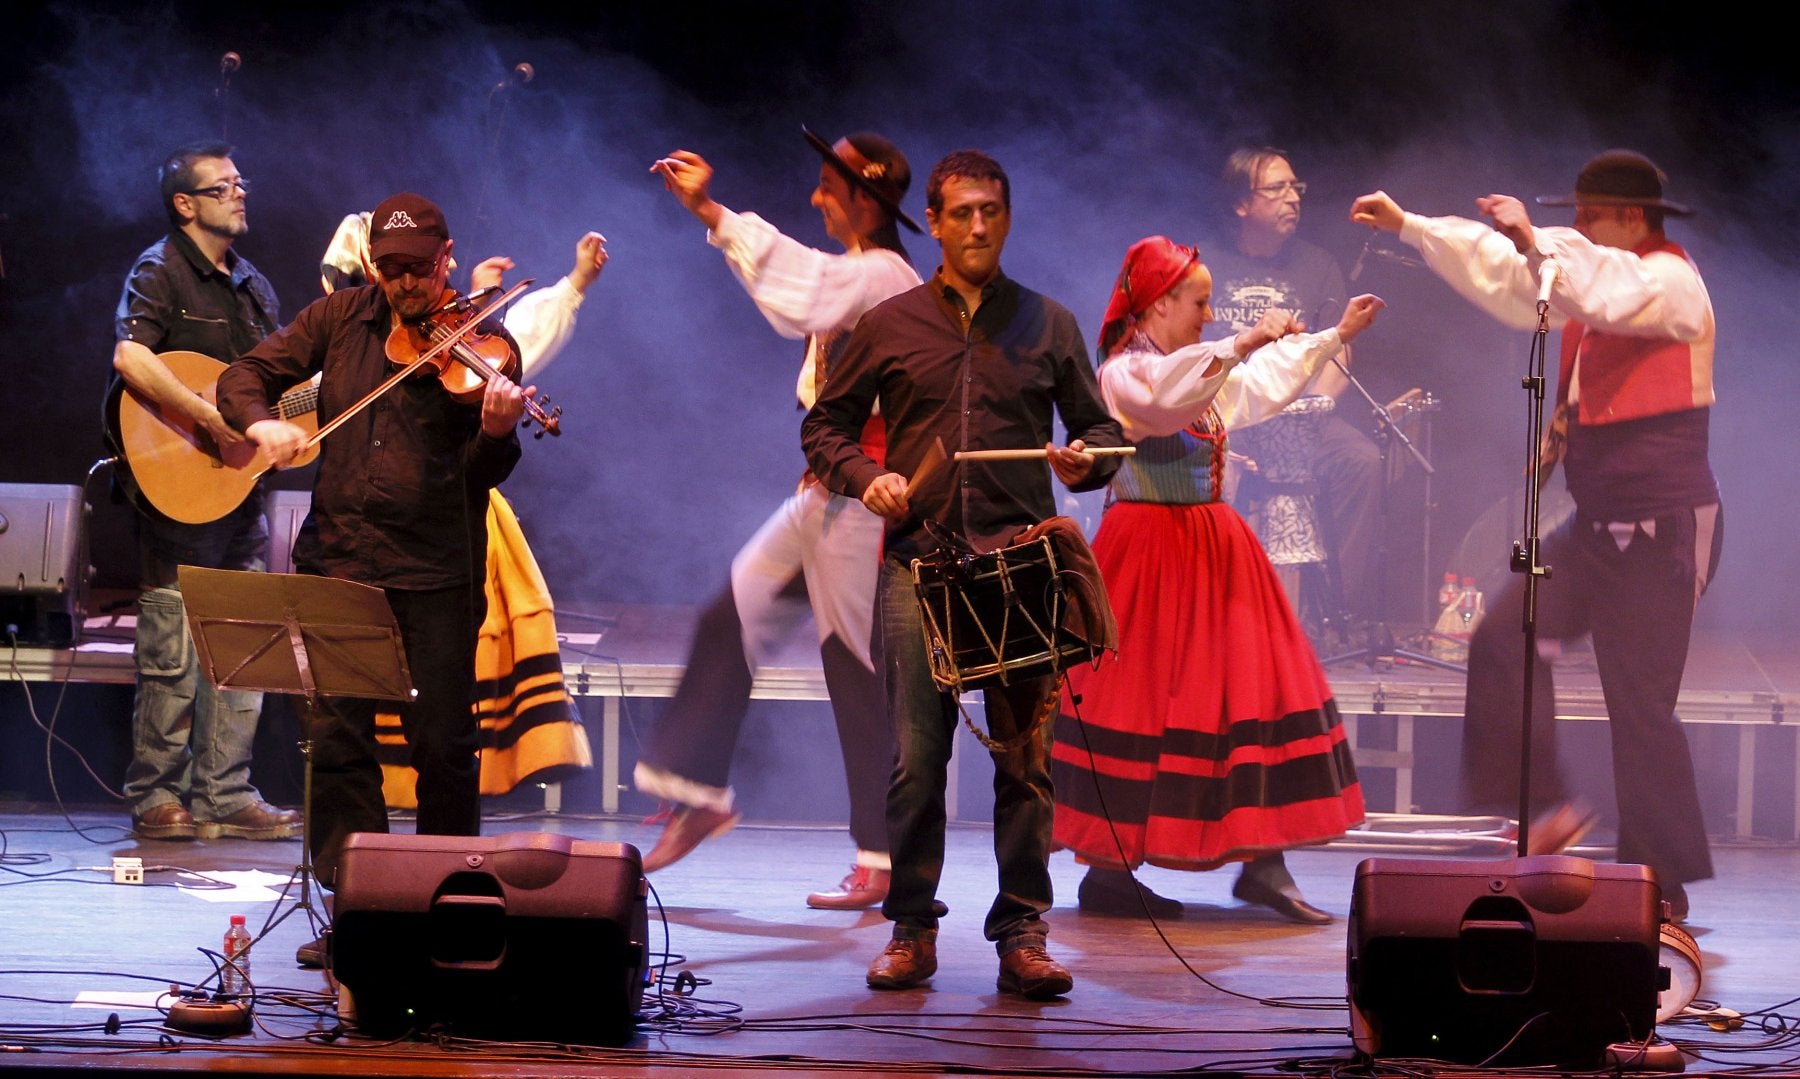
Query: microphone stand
1509 275 1558 856
1320 354 1465 672
216 53 240 140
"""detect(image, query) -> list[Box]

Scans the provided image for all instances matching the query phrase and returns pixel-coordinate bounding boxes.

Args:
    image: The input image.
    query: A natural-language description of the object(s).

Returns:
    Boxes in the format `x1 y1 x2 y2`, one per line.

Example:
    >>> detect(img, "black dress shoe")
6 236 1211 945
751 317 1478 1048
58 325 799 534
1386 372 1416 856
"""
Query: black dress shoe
1077 867 1184 919
1231 873 1334 925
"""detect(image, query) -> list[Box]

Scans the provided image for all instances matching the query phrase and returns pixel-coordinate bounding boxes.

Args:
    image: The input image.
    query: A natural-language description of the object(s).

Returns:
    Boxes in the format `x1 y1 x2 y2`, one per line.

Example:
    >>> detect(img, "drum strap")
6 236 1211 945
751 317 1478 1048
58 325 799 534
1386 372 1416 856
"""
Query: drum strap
1011 516 1118 654
957 676 1060 755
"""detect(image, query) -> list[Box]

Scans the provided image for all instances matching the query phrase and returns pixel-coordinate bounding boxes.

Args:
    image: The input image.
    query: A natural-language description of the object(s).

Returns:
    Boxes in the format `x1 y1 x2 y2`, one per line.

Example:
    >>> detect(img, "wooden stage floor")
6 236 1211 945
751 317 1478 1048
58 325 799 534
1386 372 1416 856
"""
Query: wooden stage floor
4 603 1799 1074
2 805 1799 1077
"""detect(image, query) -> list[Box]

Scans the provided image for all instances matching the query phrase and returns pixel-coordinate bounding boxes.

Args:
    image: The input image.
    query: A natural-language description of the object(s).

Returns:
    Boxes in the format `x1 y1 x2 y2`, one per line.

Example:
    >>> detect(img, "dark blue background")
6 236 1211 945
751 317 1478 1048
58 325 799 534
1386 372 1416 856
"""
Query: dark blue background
4 0 1795 631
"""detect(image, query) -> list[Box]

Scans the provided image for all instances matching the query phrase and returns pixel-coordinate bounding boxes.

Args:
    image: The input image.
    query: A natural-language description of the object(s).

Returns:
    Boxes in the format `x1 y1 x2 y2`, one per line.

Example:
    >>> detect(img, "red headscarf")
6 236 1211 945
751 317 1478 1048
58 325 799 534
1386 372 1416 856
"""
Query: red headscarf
1098 236 1201 359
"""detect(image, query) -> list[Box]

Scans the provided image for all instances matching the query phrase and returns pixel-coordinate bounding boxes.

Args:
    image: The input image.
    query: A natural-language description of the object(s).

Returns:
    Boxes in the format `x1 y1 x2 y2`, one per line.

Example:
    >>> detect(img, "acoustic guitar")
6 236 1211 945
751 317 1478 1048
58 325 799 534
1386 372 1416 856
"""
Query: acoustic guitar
114 350 319 524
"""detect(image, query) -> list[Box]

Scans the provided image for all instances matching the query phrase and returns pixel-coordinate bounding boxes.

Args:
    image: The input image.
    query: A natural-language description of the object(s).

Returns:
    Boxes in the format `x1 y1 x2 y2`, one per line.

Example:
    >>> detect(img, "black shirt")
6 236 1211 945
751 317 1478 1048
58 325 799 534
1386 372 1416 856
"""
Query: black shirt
108 229 280 508
217 285 522 591
1200 235 1347 338
803 270 1124 561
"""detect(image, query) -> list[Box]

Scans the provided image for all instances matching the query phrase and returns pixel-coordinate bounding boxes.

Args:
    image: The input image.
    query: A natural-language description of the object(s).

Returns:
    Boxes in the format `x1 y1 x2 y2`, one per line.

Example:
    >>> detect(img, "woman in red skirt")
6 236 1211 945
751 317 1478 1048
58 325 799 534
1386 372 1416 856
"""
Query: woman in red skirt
1053 237 1383 923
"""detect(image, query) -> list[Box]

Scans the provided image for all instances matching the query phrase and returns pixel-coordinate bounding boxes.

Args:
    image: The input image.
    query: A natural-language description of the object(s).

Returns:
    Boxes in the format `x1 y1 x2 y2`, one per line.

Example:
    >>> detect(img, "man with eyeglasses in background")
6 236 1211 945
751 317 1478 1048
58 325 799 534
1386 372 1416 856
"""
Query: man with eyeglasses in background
1204 149 1385 646
105 141 299 842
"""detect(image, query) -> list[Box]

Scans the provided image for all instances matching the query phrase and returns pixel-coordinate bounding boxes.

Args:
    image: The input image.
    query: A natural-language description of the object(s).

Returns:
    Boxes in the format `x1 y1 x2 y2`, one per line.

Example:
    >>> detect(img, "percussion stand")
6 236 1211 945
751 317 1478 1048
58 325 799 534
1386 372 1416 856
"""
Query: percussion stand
1320 359 1465 673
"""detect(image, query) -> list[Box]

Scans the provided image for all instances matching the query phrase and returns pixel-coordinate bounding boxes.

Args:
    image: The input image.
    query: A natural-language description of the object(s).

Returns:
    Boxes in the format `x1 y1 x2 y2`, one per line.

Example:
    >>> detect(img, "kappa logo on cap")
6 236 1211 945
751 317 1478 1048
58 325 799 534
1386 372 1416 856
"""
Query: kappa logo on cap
382 210 420 230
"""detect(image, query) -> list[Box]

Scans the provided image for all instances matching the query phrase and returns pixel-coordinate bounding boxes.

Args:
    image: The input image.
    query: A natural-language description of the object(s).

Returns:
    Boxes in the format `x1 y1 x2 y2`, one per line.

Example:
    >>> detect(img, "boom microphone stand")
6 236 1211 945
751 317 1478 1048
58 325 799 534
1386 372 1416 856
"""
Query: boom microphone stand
1508 260 1560 857
1320 356 1464 672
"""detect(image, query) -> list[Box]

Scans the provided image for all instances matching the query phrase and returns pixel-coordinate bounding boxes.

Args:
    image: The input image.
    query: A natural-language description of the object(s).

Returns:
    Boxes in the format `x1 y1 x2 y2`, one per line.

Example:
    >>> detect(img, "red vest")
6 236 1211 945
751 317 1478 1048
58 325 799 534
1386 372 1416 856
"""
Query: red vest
1556 237 1712 425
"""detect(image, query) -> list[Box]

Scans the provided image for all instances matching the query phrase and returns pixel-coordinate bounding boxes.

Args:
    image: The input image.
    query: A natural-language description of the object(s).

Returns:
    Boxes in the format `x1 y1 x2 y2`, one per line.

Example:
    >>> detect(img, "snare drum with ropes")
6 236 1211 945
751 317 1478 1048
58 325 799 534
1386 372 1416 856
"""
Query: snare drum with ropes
910 518 1117 748
912 533 1107 694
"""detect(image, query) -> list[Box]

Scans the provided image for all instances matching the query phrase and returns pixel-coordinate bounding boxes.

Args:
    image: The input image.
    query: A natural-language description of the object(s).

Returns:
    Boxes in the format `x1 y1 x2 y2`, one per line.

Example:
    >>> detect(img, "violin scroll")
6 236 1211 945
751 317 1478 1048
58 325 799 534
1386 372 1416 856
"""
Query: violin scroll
525 393 561 438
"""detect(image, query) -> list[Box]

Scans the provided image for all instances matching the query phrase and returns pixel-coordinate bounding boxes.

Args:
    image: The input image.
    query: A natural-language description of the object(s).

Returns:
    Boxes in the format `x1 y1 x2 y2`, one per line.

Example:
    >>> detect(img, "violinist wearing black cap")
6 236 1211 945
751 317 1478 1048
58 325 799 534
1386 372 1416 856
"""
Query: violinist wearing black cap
634 130 921 911
218 192 532 903
1351 151 1719 922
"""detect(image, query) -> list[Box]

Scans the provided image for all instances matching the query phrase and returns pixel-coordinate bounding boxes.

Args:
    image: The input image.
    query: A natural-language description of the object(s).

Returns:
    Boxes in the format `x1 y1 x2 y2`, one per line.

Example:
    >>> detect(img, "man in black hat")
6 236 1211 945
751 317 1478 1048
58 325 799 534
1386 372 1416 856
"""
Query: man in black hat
633 132 922 909
218 193 533 905
1350 150 1719 920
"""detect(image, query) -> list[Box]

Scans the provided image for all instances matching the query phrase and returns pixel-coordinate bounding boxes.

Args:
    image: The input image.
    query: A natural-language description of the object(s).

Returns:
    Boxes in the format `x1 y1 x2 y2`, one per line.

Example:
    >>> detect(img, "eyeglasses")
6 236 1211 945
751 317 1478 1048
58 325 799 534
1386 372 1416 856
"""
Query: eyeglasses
375 253 443 280
1252 180 1306 198
183 178 250 200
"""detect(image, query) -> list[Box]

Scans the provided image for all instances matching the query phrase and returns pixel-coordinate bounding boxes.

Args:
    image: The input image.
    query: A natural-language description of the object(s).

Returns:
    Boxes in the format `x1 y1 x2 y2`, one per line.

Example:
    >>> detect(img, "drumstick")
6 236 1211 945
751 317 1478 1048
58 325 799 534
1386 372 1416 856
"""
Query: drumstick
906 436 948 497
953 446 1137 461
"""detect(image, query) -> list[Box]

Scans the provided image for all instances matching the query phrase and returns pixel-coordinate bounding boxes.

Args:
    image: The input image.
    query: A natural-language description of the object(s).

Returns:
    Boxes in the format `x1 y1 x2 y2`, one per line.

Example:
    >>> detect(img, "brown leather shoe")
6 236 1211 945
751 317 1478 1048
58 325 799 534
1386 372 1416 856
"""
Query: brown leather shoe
866 930 937 989
807 865 889 910
997 943 1073 999
195 801 300 840
1525 801 1597 856
641 805 742 872
133 801 198 841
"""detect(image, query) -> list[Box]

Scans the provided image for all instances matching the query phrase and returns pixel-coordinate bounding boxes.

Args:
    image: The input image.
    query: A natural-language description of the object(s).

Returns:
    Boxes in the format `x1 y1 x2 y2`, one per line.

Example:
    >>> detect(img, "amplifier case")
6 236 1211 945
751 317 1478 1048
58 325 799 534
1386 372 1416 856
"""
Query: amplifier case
332 831 649 1044
1348 855 1664 1068
0 483 85 645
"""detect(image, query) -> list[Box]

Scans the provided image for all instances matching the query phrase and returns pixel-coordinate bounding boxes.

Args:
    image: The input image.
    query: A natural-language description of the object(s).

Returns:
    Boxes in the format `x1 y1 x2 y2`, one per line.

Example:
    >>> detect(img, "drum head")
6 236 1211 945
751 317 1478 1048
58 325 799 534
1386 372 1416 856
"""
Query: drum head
1446 483 1576 601
1655 922 1702 1023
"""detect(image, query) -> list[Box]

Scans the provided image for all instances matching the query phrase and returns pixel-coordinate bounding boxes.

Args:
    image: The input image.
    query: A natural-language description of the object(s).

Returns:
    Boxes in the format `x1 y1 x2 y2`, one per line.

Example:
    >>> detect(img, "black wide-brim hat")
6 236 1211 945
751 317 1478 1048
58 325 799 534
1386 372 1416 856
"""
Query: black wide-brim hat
802 125 922 233
1536 149 1693 216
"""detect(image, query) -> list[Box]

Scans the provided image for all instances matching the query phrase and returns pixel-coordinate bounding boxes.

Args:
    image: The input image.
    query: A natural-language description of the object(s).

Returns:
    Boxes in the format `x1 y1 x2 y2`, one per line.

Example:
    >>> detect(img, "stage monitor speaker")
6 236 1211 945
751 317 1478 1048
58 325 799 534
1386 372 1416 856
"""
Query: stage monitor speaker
0 483 86 646
332 831 649 1044
1348 855 1666 1068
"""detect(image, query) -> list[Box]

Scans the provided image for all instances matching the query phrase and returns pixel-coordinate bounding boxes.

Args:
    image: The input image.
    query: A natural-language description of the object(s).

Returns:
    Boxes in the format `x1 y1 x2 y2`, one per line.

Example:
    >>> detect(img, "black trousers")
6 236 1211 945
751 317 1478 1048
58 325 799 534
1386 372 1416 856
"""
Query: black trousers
306 584 485 886
1460 505 1722 884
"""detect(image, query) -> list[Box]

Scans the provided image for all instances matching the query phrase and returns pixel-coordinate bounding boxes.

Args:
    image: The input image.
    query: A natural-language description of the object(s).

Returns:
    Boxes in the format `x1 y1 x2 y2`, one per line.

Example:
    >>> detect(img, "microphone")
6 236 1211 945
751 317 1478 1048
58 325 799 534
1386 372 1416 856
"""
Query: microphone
220 51 241 75
1536 257 1559 308
494 62 534 92
1351 240 1425 282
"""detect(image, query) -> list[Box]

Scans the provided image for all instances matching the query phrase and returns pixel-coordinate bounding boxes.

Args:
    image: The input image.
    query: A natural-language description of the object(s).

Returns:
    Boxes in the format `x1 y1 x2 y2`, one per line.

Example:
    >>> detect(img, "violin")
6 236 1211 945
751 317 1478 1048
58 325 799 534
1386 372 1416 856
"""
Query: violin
384 287 563 437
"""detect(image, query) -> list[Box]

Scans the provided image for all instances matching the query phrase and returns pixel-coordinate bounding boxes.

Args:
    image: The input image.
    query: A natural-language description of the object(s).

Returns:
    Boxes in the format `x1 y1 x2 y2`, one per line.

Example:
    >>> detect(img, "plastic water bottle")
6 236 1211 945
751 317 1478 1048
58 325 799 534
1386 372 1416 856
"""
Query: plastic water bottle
221 914 252 998
1458 577 1484 630
1437 571 1458 614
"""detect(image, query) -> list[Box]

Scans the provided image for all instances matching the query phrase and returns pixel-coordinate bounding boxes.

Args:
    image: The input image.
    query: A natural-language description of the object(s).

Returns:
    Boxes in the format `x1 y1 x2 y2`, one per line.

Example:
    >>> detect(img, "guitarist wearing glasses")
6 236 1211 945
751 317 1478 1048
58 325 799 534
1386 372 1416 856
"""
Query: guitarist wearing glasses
105 140 299 843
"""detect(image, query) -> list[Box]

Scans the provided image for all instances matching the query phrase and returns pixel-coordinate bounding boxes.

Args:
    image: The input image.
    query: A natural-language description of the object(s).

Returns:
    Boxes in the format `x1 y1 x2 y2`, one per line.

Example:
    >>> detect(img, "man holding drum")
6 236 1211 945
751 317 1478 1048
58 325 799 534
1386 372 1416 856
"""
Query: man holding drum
803 149 1125 999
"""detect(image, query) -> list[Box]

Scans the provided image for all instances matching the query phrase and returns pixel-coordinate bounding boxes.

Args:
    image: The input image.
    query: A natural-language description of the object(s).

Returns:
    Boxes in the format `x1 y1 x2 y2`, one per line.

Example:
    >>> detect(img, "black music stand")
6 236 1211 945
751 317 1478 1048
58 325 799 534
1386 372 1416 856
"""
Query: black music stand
178 567 415 945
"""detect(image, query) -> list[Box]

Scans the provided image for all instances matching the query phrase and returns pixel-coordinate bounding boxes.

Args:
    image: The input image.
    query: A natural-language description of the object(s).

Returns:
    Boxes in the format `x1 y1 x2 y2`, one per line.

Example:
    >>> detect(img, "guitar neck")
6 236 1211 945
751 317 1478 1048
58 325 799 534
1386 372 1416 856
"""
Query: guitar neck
276 380 319 421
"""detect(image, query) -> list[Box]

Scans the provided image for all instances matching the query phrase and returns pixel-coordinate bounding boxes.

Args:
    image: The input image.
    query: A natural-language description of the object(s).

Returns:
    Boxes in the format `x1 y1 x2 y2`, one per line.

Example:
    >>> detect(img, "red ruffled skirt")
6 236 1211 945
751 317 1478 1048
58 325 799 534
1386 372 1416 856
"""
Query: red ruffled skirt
1051 500 1363 870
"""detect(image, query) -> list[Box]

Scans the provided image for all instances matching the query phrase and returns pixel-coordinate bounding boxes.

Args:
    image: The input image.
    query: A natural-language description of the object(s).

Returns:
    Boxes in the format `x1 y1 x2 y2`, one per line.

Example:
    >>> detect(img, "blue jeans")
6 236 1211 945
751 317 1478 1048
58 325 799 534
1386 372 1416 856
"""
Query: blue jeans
878 556 1057 951
124 499 268 819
